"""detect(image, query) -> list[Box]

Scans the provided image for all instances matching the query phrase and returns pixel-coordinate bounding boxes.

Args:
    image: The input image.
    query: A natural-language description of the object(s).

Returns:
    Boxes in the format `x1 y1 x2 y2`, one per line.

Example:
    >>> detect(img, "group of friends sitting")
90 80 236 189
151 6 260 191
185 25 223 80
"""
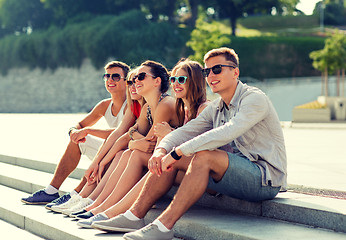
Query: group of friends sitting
21 47 287 240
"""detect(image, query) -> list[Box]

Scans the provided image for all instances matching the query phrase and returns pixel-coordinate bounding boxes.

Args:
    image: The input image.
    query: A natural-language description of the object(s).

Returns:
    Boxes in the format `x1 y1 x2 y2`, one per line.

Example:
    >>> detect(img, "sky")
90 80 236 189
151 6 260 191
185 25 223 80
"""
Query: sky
296 0 321 15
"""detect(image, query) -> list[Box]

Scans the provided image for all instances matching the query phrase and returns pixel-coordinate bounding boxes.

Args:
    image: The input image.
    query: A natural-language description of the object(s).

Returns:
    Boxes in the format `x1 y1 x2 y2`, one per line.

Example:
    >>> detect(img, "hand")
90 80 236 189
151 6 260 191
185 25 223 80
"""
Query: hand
70 128 89 144
128 136 156 153
97 160 108 183
161 153 178 173
154 122 172 139
84 163 98 185
148 148 167 176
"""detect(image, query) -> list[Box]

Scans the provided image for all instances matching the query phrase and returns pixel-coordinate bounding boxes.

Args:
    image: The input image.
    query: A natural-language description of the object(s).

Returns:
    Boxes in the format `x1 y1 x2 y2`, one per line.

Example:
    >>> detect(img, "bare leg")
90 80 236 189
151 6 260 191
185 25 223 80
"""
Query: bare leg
74 177 87 193
157 150 229 229
91 150 151 214
85 149 132 211
103 172 148 218
87 150 124 199
78 150 124 199
130 156 192 219
49 140 82 189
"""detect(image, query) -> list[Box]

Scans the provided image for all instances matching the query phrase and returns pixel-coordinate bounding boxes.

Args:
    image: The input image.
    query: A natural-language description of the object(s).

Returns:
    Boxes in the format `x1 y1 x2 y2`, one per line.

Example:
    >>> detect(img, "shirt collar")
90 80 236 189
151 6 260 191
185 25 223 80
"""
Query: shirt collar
218 80 242 112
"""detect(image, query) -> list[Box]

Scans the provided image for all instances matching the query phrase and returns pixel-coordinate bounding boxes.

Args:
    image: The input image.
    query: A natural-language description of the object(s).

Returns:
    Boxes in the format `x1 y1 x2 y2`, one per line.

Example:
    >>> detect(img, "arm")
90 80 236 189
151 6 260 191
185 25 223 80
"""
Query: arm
69 99 113 144
83 106 136 182
178 92 269 156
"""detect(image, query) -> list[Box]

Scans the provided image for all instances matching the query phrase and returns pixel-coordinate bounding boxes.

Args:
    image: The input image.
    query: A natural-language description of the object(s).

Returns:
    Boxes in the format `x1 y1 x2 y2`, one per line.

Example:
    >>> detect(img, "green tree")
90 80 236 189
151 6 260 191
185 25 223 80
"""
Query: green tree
41 0 141 27
310 31 346 96
203 0 299 36
0 0 53 34
186 8 231 63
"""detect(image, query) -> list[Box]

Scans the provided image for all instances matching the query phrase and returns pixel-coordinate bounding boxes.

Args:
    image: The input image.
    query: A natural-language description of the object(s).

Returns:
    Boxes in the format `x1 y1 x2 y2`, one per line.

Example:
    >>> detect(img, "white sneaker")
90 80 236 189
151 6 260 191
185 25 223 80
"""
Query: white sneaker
63 197 94 216
51 194 81 213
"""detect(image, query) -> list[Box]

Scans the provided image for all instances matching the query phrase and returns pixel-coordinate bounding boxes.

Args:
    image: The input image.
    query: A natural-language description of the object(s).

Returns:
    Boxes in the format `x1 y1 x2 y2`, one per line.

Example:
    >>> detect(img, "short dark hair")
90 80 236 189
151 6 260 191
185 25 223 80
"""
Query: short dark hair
105 61 130 79
141 60 169 93
203 47 239 67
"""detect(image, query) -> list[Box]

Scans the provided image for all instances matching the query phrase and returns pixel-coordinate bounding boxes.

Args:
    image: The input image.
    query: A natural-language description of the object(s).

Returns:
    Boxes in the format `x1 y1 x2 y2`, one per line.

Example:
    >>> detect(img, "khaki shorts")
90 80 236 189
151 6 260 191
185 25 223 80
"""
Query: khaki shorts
78 135 104 160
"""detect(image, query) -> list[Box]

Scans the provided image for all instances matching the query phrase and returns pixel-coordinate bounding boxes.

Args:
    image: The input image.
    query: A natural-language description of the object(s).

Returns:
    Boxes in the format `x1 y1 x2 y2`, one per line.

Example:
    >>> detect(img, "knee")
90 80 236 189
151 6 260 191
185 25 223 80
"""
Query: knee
129 150 145 164
190 151 213 170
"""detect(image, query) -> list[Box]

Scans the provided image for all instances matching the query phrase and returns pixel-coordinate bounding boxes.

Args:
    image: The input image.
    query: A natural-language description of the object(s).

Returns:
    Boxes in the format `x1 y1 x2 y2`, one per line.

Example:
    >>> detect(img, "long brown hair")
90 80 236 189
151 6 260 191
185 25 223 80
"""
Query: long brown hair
171 59 207 126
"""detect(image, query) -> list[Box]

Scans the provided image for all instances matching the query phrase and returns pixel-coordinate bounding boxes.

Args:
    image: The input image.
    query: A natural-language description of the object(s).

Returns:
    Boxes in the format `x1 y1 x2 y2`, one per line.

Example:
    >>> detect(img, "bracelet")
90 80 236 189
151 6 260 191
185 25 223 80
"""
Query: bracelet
170 148 182 161
128 128 138 140
68 127 77 136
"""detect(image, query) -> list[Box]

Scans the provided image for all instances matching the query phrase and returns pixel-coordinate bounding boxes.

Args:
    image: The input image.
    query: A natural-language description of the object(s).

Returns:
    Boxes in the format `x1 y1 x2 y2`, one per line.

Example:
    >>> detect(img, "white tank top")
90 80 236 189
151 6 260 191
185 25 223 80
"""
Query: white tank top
104 100 127 128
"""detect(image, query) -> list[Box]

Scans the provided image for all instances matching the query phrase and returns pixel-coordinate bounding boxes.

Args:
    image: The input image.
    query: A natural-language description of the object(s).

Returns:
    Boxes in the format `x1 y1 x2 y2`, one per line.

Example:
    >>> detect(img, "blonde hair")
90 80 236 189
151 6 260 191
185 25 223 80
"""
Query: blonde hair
203 47 239 67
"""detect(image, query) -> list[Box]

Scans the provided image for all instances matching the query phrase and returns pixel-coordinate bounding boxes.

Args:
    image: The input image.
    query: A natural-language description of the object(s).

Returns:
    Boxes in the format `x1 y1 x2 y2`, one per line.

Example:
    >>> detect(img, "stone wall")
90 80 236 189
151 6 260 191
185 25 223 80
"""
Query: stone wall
0 59 109 113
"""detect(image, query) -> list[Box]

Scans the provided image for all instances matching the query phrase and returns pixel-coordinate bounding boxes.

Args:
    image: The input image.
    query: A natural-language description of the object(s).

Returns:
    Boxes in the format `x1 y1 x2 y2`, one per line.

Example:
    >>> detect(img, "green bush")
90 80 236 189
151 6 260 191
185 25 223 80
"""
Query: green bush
228 36 325 79
238 15 319 30
0 10 189 74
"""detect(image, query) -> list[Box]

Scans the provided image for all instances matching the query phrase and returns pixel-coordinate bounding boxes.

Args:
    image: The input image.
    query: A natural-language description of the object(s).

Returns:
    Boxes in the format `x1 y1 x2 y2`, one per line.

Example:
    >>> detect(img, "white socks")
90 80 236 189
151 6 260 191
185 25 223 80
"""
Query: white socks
123 210 170 232
152 219 171 232
45 185 58 195
123 210 141 221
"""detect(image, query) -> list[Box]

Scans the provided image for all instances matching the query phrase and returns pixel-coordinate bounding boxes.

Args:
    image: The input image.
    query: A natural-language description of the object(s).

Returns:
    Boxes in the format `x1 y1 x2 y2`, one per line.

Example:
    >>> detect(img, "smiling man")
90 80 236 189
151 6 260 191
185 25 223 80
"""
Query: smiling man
93 48 287 240
21 61 129 205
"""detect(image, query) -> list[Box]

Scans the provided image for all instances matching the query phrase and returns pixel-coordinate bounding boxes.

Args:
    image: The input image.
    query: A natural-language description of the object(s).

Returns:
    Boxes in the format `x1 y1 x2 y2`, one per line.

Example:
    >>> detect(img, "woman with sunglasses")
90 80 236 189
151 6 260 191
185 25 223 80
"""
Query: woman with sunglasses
76 59 209 229
48 68 148 213
68 60 178 220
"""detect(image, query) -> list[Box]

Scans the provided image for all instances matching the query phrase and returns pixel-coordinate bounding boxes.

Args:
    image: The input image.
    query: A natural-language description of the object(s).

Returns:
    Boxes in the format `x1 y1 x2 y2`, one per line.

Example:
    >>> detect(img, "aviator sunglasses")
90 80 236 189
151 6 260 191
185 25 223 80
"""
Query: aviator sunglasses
202 64 236 77
169 76 187 85
103 73 124 82
132 72 156 82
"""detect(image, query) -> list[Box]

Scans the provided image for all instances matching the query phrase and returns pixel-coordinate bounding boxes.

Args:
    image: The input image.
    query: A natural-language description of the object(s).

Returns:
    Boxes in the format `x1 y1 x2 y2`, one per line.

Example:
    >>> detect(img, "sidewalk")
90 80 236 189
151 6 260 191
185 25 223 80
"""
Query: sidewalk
1 113 345 194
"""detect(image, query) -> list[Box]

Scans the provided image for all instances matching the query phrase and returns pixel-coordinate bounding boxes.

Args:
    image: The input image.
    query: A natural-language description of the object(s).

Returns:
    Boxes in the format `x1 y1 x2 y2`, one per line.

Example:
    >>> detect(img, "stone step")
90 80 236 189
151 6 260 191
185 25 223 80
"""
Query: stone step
1 155 346 234
0 154 85 180
1 184 346 240
0 161 79 195
0 218 46 240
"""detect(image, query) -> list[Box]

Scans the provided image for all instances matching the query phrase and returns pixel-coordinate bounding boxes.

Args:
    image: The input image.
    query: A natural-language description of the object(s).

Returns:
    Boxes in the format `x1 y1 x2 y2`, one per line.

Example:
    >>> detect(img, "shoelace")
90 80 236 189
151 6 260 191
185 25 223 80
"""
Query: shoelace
56 195 69 204
141 224 155 234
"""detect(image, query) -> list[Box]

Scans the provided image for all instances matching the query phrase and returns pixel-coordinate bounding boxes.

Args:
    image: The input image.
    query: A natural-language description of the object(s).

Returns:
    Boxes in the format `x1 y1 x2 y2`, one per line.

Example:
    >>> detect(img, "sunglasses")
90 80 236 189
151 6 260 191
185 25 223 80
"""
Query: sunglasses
132 72 156 82
103 73 124 82
202 64 236 77
169 76 187 85
126 80 135 86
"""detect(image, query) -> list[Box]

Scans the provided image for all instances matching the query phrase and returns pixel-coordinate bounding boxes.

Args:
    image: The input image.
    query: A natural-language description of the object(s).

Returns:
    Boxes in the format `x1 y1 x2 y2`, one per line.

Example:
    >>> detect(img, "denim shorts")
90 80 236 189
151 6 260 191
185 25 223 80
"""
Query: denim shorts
207 152 280 202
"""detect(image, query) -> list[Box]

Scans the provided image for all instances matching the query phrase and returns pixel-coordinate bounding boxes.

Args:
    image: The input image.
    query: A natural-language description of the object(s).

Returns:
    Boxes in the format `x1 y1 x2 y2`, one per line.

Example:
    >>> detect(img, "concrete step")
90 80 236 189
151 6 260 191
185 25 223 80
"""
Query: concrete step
1 154 346 235
0 161 80 195
0 154 85 180
1 184 346 240
0 218 46 240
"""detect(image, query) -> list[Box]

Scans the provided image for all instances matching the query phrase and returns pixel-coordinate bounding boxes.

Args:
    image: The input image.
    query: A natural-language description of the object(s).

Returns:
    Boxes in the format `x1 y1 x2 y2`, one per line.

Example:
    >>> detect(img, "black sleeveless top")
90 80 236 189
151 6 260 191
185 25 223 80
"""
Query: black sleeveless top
146 93 169 127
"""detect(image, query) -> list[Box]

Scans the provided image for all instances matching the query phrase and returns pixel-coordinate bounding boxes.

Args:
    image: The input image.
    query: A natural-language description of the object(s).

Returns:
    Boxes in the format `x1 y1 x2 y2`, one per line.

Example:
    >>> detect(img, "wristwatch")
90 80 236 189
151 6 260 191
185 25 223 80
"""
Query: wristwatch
170 148 182 160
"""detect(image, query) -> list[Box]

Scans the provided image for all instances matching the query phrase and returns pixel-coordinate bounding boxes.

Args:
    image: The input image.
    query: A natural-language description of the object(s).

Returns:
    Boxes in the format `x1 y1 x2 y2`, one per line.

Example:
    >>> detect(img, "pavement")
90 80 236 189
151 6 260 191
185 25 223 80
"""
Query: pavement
0 113 345 195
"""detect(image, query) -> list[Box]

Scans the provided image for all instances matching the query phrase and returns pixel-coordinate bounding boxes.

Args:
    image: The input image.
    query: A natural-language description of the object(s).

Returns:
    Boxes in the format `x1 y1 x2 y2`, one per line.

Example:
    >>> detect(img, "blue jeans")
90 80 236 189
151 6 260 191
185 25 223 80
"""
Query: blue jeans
207 152 280 202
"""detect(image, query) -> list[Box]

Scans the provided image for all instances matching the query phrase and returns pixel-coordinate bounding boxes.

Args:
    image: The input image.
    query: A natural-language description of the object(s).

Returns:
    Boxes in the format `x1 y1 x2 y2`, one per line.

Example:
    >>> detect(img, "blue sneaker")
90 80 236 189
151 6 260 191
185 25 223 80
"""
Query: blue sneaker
45 192 71 210
21 189 59 205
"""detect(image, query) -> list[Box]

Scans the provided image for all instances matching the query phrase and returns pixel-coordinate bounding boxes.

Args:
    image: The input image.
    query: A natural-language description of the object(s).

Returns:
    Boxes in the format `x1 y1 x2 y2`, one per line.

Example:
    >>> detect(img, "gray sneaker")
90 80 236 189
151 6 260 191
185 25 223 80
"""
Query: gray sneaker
123 223 174 240
91 213 145 232
77 213 109 229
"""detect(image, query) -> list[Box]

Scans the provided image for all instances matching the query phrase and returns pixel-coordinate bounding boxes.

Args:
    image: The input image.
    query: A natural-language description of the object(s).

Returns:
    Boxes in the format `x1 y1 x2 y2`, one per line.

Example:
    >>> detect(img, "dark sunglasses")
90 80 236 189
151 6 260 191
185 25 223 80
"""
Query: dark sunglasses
133 72 156 82
103 73 124 82
202 64 236 77
126 80 135 86
170 76 187 85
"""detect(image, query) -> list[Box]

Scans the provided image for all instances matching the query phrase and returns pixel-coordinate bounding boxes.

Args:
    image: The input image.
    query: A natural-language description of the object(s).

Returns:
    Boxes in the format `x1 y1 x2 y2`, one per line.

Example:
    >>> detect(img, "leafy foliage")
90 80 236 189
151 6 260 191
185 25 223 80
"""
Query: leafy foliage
186 10 231 63
0 10 189 74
